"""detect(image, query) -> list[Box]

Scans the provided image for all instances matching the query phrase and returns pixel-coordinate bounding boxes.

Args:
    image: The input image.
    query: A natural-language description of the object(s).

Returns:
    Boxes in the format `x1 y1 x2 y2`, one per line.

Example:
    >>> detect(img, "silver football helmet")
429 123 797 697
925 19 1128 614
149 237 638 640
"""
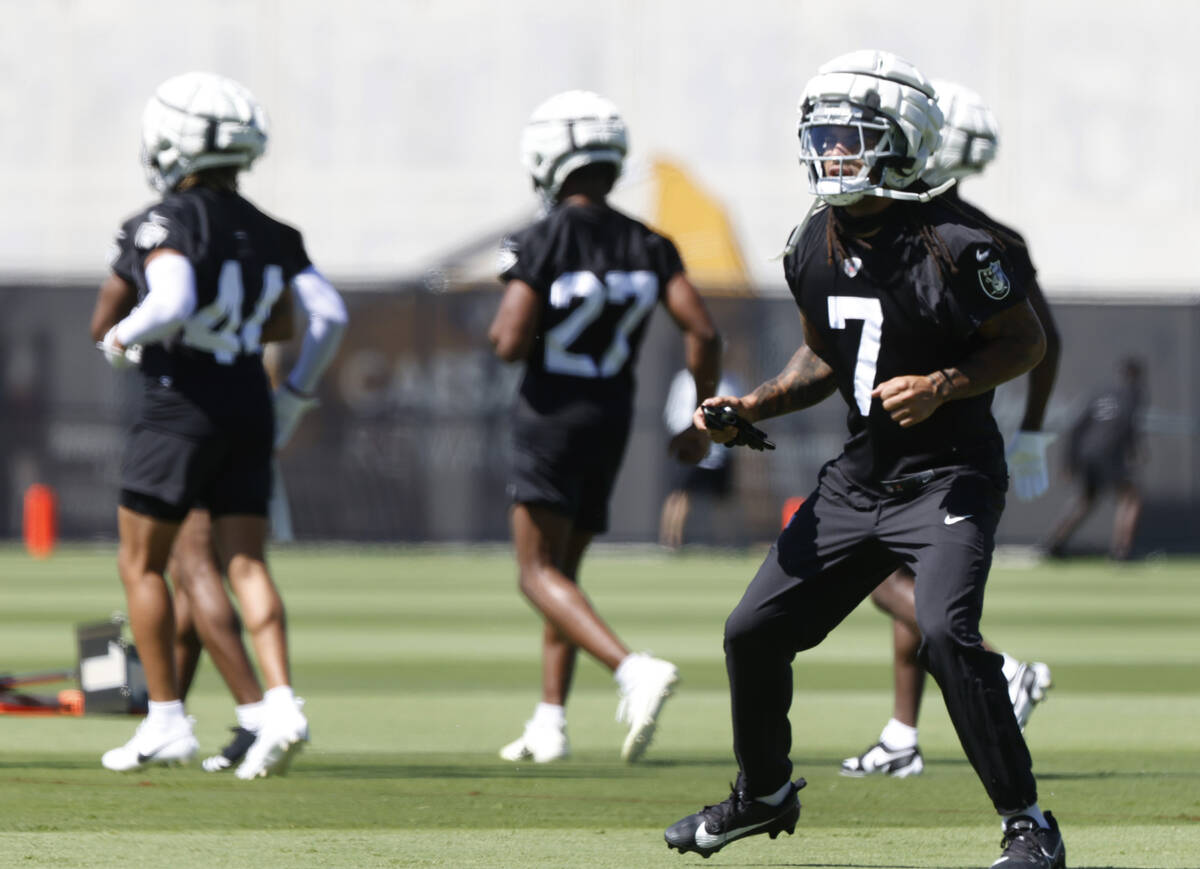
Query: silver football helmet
798 50 947 205
141 71 269 193
923 80 1000 188
520 90 627 207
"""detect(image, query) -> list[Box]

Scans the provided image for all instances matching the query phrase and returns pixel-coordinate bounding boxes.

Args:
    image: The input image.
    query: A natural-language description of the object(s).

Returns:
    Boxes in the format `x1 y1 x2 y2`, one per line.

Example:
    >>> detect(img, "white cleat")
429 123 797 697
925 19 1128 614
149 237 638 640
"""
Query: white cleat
235 699 309 780
1009 661 1053 732
840 741 924 778
616 654 679 762
101 716 198 772
499 720 569 763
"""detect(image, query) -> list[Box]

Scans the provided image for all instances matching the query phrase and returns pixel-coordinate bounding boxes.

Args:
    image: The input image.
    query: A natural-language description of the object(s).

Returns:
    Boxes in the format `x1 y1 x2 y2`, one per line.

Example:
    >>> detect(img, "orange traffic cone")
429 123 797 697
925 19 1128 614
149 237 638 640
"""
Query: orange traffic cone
23 484 57 559
781 496 805 529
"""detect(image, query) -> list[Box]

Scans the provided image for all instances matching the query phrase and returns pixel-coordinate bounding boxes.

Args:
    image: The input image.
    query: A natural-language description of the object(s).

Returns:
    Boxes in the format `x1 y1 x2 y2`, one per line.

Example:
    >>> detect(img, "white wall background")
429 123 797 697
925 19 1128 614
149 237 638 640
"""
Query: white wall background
1 0 1196 293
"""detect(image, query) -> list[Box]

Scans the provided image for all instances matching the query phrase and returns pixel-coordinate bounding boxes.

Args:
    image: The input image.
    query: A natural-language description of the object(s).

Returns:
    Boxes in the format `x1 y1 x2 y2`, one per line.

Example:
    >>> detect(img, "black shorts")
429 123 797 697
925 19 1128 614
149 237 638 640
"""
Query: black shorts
1078 454 1134 497
120 376 273 522
670 460 732 498
508 416 631 535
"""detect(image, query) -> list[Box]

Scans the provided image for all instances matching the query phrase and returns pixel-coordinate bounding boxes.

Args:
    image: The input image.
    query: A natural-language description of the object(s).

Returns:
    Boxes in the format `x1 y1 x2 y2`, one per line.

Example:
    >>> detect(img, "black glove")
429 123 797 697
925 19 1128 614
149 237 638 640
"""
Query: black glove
702 405 775 451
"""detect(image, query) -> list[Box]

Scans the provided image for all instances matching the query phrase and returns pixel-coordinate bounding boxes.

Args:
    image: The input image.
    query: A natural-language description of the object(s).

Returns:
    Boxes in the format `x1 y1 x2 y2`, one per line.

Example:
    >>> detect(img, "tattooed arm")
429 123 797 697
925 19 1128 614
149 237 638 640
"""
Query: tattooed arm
693 312 838 441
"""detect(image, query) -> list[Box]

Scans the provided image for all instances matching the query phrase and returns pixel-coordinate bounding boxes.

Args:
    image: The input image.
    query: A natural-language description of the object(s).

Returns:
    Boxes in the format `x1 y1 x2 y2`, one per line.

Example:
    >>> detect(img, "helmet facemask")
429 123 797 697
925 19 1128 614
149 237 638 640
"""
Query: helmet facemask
799 101 905 206
796 50 950 207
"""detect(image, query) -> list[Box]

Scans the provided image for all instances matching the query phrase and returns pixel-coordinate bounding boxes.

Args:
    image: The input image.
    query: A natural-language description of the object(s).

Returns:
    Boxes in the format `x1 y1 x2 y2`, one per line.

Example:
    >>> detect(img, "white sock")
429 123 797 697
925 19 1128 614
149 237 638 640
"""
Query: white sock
1001 653 1021 682
754 780 792 806
879 717 918 750
1002 804 1048 830
146 699 186 728
264 685 297 711
235 701 265 732
614 653 645 693
531 703 566 729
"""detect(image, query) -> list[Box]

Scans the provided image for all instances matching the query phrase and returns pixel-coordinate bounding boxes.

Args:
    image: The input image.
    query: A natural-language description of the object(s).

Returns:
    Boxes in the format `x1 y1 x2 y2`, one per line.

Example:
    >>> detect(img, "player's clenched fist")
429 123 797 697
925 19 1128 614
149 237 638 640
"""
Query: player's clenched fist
871 374 945 428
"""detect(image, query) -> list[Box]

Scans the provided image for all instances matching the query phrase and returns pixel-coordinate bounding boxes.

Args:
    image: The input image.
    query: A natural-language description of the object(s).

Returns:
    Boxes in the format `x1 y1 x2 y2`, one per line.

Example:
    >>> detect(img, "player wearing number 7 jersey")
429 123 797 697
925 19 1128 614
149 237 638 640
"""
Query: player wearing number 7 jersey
668 52 1064 868
92 72 313 775
490 90 720 764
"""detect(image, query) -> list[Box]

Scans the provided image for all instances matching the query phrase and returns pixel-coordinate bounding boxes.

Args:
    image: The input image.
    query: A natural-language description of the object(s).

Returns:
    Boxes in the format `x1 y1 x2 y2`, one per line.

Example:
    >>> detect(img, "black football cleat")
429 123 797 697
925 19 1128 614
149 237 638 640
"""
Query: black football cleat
991 811 1066 869
665 776 805 858
201 725 257 773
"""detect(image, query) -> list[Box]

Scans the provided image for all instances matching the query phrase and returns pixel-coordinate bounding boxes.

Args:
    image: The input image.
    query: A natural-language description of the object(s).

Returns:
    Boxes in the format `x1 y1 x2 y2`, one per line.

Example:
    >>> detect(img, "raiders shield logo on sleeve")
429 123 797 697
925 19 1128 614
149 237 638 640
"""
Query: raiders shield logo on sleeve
977 260 1011 300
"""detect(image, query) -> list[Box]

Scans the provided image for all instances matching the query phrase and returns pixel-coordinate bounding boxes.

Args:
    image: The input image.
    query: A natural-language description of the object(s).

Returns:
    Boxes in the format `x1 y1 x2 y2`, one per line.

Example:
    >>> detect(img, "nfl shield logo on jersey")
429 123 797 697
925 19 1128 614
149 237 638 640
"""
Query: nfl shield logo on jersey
977 260 1011 300
842 256 862 278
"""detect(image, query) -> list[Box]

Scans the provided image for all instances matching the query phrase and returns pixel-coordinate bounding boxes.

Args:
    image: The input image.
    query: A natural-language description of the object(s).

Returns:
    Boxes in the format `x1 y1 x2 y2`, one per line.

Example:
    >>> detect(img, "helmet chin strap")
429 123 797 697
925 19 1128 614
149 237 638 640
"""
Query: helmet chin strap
867 177 956 203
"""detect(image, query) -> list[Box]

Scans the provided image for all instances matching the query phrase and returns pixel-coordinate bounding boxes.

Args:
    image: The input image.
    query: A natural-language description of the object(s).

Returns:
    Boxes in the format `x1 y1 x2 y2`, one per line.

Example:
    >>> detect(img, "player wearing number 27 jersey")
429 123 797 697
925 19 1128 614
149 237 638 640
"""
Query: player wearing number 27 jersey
500 201 684 518
491 91 720 766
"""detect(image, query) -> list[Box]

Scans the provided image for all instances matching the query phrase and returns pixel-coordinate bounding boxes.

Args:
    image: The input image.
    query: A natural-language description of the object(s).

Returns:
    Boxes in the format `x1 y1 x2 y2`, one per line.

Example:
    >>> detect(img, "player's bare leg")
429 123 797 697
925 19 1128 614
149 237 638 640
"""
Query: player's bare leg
117 507 182 702
871 571 925 727
506 503 678 762
172 582 204 699
512 503 627 669
213 514 308 779
103 507 197 771
1110 483 1142 560
173 510 264 704
659 490 691 550
539 528 591 706
1044 491 1096 557
840 569 925 777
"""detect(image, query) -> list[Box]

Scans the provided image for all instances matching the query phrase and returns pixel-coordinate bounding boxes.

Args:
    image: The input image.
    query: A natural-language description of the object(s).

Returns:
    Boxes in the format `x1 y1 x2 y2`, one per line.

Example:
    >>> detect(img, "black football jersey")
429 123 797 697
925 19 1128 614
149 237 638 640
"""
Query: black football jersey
942 189 1038 294
110 187 311 371
784 199 1028 484
499 202 683 414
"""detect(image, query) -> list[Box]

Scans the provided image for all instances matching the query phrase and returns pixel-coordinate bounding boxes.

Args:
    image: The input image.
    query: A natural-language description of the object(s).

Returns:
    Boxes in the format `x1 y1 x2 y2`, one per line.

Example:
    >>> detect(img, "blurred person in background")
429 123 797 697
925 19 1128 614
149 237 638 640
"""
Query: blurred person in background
1045 356 1146 560
840 79 1060 781
666 51 1065 869
489 90 721 764
659 368 739 550
91 71 329 779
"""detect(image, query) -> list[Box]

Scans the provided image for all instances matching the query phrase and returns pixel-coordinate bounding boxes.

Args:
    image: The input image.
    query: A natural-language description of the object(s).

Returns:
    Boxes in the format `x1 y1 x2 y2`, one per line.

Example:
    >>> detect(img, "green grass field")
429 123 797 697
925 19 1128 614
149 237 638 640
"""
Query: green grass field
1 544 1197 868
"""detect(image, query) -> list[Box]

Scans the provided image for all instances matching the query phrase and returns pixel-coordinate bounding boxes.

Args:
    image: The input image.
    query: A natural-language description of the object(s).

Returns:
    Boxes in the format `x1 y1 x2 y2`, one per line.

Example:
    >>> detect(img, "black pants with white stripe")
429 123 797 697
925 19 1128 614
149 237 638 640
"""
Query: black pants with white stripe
724 458 1037 814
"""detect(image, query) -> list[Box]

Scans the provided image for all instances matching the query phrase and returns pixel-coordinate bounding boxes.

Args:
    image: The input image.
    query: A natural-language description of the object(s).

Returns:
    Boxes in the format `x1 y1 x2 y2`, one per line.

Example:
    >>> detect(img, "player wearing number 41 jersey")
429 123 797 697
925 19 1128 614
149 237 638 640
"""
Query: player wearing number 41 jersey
490 90 720 764
668 51 1064 869
93 71 312 778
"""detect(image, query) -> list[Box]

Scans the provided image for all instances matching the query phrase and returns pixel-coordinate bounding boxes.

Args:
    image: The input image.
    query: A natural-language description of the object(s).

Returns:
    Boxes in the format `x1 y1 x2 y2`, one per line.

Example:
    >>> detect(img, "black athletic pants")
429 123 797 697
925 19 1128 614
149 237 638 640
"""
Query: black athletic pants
724 459 1037 814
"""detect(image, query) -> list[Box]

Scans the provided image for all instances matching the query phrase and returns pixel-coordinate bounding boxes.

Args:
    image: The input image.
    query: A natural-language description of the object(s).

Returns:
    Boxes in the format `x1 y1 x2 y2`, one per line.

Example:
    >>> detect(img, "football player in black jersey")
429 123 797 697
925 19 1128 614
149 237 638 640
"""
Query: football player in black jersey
666 52 1065 869
1045 356 1146 560
93 253 346 775
490 91 720 764
91 72 316 778
841 81 1061 780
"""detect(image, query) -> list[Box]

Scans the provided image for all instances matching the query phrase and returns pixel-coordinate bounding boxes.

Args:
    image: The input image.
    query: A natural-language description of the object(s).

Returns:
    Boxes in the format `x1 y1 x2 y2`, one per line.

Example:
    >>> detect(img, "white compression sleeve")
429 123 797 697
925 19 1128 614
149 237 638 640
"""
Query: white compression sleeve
285 266 348 394
114 253 197 346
